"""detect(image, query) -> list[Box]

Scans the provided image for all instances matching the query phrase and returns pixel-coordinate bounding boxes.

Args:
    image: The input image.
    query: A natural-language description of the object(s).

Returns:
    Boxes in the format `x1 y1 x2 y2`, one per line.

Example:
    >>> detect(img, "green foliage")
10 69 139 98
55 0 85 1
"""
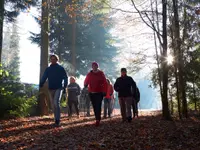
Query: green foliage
0 65 38 119
4 0 39 22
30 0 118 77
9 96 37 118
60 95 67 107
1 96 37 118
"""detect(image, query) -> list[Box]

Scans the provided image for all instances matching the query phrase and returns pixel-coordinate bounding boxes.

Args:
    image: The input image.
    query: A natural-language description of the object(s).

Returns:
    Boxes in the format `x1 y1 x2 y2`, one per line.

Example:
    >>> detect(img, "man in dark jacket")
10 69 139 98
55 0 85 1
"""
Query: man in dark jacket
114 68 137 122
39 54 68 127
67 76 81 118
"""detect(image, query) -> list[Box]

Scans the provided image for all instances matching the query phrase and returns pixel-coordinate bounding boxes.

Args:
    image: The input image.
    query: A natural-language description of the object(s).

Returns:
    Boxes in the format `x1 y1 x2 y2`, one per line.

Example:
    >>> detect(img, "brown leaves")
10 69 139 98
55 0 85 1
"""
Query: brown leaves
0 112 200 149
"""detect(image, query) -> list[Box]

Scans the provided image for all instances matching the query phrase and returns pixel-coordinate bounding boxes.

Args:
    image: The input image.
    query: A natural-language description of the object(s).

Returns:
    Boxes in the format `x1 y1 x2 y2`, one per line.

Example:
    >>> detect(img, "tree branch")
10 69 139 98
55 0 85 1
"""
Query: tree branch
130 0 163 47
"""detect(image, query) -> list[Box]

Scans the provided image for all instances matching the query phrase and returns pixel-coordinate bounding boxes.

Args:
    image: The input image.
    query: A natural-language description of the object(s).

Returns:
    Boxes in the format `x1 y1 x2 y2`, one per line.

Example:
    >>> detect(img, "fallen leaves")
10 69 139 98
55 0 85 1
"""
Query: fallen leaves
0 111 200 150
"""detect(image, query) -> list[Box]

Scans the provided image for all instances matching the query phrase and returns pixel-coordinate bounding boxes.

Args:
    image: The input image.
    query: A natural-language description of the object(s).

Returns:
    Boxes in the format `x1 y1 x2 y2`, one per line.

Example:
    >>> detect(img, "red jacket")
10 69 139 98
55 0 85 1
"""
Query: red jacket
84 70 107 93
105 84 114 99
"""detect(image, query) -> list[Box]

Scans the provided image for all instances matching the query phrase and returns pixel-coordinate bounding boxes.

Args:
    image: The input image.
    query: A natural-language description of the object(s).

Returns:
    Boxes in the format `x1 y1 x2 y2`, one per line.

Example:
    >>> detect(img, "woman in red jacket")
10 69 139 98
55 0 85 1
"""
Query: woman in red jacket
103 79 114 118
84 62 107 126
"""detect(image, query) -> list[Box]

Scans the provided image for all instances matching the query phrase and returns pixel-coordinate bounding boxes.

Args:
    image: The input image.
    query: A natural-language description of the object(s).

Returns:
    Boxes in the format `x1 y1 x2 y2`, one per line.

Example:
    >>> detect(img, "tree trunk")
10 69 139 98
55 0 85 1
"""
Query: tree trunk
57 0 62 60
192 80 197 111
169 88 174 115
38 0 50 116
151 0 163 99
174 66 182 119
172 0 188 118
71 13 76 76
161 0 171 120
0 0 5 63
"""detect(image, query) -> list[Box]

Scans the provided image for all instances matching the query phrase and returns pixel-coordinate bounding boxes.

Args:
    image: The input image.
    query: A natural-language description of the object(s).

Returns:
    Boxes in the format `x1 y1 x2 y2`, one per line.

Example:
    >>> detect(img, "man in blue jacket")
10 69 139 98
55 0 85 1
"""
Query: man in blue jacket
39 54 68 127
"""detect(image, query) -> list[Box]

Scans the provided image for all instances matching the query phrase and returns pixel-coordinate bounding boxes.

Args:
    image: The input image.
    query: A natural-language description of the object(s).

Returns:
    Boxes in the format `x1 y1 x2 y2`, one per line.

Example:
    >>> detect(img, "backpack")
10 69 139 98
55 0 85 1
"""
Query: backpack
135 87 140 103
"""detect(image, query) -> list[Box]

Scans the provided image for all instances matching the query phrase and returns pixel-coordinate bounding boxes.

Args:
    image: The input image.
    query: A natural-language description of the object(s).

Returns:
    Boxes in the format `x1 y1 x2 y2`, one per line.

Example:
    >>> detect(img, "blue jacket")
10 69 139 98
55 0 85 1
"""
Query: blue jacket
39 63 68 90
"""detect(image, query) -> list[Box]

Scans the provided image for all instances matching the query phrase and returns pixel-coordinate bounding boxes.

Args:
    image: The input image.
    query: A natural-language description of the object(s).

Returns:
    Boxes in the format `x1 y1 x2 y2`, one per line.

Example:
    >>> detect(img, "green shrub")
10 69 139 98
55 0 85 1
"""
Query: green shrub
0 64 38 119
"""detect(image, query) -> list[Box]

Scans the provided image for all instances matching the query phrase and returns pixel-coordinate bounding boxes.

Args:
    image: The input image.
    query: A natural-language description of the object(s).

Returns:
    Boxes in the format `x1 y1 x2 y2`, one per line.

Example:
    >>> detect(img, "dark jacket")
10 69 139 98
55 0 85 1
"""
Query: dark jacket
39 63 68 90
114 75 136 97
67 83 81 101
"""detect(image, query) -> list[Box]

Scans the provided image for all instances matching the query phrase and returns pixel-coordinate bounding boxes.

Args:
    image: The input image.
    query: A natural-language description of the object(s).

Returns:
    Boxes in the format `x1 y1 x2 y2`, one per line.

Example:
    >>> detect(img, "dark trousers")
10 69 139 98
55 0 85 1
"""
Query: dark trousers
68 98 79 116
89 93 103 121
119 97 132 121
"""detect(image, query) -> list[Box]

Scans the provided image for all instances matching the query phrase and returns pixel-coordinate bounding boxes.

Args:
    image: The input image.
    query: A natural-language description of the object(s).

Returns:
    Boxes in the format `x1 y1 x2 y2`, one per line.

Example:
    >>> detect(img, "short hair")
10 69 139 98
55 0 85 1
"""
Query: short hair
50 54 59 61
121 68 127 72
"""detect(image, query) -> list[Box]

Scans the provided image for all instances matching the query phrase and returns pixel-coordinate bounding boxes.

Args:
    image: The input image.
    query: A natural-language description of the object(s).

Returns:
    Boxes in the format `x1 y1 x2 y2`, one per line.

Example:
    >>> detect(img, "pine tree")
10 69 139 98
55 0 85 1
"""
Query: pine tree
8 22 20 79
30 0 118 77
0 0 39 63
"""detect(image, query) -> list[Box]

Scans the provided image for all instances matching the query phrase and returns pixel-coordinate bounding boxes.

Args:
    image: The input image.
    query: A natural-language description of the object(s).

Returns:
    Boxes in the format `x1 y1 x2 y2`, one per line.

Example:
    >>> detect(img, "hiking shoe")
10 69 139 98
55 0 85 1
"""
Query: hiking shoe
95 120 100 127
54 120 60 127
127 116 132 123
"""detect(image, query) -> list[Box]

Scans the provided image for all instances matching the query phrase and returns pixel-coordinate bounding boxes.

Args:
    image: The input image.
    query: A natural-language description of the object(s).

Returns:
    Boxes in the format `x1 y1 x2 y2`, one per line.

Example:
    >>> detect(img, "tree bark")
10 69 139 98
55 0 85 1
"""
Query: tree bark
169 88 174 115
192 80 197 111
161 0 171 120
71 12 76 76
169 4 182 119
175 66 182 119
0 0 5 63
172 0 188 118
130 0 171 120
38 0 50 116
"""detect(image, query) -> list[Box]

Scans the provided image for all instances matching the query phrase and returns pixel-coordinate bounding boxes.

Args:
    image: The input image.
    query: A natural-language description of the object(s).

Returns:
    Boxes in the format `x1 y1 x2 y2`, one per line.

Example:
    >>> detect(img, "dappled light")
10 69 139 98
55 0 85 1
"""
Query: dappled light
1 112 200 149
0 0 200 149
167 55 173 65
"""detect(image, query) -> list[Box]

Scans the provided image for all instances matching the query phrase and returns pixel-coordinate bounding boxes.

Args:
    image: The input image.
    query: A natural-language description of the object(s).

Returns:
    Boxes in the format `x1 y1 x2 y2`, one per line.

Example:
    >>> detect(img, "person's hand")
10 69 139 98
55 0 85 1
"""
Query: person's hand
39 84 43 88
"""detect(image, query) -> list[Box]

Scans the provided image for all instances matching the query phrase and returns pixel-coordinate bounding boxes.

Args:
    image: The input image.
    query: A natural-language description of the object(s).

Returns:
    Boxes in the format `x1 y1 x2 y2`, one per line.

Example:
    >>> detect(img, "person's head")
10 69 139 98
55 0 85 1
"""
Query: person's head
121 68 127 76
106 78 111 85
92 62 99 72
70 76 76 83
50 54 59 65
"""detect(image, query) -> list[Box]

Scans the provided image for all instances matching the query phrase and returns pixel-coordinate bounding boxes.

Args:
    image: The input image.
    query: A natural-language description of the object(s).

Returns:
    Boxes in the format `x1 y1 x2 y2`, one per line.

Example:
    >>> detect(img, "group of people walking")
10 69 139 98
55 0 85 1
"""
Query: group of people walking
39 54 140 127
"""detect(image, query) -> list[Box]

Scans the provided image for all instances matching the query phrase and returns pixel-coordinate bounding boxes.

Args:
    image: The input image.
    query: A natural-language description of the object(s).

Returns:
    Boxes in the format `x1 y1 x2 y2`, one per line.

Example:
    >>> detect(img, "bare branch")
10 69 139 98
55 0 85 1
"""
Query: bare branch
144 12 163 46
131 0 163 46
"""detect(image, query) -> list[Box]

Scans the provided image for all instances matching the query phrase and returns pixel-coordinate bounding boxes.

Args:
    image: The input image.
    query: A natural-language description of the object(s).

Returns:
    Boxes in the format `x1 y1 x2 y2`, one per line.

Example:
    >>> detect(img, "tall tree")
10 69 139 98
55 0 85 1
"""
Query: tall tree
0 0 39 63
172 0 188 118
131 0 171 120
38 0 49 115
161 0 171 120
31 0 118 77
0 0 4 63
2 21 20 80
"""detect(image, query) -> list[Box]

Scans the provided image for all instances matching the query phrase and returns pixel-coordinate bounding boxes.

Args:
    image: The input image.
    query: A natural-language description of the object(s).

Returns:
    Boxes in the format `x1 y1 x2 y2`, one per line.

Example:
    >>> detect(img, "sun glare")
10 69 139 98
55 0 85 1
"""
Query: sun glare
167 55 173 65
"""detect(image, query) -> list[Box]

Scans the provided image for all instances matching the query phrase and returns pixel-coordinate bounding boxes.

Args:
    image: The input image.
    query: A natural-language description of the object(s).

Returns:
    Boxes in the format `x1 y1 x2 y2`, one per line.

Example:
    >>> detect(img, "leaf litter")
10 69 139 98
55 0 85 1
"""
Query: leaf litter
0 111 200 150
